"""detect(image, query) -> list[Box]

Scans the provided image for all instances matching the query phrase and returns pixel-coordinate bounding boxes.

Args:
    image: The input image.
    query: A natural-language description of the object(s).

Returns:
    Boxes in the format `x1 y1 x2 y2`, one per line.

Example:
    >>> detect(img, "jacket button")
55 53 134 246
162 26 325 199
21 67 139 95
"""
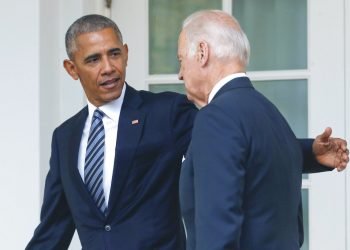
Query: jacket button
105 225 111 231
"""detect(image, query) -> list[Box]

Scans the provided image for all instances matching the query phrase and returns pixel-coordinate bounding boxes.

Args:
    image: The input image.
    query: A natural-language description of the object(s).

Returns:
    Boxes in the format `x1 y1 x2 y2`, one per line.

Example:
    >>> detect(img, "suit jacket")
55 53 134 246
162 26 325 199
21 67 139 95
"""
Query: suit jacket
26 84 197 250
180 77 306 250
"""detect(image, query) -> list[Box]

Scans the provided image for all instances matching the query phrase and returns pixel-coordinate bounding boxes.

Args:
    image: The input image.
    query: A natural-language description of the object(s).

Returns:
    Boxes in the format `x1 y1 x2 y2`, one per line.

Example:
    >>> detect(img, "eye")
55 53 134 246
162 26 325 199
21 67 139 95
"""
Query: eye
85 56 99 64
112 51 120 56
110 49 121 58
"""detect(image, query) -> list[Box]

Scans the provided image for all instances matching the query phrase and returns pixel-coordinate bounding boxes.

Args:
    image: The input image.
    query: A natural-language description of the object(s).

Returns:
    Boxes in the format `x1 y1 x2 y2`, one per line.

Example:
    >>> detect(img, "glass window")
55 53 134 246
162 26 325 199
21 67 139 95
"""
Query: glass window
149 80 307 140
149 83 185 93
150 81 307 139
252 80 308 138
149 0 221 74
233 0 307 71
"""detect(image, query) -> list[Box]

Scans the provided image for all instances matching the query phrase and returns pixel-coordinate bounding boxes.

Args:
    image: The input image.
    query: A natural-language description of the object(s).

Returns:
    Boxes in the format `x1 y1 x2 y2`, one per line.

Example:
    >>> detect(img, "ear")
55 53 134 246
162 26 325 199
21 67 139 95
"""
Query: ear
197 41 209 66
63 59 79 80
123 43 129 66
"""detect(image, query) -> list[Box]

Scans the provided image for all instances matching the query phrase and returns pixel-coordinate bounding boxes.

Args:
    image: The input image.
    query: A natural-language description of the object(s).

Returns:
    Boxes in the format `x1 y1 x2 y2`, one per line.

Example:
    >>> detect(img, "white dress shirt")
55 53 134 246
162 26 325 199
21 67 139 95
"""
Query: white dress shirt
208 73 247 104
78 83 126 206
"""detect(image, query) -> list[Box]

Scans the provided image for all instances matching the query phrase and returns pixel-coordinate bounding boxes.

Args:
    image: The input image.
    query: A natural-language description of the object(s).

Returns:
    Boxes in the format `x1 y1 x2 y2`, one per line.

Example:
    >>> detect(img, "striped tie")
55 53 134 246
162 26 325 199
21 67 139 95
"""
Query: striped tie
84 109 107 215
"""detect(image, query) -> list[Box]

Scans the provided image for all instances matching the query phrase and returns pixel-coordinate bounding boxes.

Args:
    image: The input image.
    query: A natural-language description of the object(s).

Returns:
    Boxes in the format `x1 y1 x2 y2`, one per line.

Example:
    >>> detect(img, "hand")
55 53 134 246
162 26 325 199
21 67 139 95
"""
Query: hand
313 127 349 171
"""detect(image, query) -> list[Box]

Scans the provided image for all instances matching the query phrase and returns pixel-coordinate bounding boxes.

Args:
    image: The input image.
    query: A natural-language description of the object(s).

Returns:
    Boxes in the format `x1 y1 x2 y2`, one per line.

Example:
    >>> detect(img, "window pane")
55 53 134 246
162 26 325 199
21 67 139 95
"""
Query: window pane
253 80 308 138
150 80 308 138
233 0 307 71
149 83 185 94
149 0 221 74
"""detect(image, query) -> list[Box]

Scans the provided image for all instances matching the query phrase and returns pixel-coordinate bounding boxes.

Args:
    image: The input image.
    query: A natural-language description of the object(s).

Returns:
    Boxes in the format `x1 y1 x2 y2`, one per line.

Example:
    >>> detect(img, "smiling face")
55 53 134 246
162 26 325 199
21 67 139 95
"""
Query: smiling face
64 27 128 107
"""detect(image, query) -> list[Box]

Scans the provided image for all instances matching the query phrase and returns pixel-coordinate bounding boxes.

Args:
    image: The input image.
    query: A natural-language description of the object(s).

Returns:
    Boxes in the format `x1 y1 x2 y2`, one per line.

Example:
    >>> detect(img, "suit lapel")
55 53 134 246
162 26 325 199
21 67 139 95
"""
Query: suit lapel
66 107 87 193
107 85 145 216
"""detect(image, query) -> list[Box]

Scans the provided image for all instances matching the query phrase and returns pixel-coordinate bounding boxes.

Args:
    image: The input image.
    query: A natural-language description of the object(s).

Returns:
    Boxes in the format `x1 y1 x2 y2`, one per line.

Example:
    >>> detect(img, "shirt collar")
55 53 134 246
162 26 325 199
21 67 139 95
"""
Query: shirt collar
87 82 126 122
208 72 247 103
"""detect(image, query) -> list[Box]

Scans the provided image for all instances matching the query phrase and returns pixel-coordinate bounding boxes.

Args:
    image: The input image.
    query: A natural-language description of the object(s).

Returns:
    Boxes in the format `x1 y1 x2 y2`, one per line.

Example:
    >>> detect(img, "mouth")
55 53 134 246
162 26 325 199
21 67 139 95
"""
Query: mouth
99 77 120 89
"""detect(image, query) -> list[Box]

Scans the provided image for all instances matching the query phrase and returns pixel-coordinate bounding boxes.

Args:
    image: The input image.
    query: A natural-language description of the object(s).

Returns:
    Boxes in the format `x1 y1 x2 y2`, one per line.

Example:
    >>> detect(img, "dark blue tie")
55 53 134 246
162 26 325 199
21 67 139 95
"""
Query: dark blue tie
84 109 107 215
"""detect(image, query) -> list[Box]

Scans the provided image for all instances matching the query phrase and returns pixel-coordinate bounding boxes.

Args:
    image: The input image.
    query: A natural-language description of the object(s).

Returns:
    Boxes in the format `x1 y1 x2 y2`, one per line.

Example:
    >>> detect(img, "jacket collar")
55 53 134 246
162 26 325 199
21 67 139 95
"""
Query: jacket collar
212 76 253 101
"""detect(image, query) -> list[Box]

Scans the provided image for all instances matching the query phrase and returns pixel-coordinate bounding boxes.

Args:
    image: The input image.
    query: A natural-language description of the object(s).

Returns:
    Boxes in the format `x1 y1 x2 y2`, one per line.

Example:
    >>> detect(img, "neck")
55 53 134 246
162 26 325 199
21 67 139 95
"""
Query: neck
205 60 245 95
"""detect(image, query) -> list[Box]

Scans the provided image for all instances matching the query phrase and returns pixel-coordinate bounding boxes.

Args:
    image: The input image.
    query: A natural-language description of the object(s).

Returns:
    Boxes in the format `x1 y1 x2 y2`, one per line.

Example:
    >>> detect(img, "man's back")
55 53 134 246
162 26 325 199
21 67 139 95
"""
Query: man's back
180 77 302 250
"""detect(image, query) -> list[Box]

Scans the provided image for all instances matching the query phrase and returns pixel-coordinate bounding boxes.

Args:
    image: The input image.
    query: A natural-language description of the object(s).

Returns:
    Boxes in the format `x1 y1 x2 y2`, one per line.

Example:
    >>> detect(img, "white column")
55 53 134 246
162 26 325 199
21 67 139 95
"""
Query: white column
112 0 149 90
308 0 346 250
345 0 350 248
0 0 40 249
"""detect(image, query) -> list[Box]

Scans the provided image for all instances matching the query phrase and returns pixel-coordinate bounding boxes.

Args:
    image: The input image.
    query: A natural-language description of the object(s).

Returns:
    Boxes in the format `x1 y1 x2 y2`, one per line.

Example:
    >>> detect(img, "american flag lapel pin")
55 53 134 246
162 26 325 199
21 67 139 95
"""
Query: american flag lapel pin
131 119 139 125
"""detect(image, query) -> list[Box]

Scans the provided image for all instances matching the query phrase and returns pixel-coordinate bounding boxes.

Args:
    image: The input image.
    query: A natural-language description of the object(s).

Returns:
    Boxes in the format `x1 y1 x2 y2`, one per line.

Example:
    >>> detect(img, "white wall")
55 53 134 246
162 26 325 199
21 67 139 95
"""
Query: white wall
40 0 85 248
39 1 105 248
0 0 40 249
0 0 87 248
346 0 350 248
308 1 347 249
111 0 148 91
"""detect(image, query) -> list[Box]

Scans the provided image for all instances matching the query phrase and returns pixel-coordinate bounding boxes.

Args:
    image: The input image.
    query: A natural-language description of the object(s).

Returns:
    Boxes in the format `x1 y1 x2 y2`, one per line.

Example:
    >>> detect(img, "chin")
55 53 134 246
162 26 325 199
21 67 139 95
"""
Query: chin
104 91 122 103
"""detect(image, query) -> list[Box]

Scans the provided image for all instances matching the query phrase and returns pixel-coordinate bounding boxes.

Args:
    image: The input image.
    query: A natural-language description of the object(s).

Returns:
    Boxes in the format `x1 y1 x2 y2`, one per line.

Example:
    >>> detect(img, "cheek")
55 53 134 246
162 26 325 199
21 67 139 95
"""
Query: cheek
117 58 128 71
82 74 95 85
182 65 191 79
189 77 202 94
185 80 196 94
185 67 196 83
81 72 99 89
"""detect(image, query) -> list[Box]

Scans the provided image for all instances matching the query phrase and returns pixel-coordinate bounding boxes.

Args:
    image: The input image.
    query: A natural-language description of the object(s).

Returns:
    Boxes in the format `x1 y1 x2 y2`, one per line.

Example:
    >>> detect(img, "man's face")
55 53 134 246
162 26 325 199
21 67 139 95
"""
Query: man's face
177 31 205 107
64 27 128 107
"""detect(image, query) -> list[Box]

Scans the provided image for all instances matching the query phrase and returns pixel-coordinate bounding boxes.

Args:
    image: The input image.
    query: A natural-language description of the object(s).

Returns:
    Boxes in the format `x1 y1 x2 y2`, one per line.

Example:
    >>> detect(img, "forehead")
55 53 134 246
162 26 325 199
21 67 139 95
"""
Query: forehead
75 27 122 52
178 31 188 54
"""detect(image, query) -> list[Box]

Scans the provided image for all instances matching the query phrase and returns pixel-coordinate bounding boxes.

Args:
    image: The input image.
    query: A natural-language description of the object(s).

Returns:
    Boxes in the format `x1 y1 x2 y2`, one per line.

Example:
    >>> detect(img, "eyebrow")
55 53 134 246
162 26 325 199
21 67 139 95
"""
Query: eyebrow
109 48 121 54
83 48 122 63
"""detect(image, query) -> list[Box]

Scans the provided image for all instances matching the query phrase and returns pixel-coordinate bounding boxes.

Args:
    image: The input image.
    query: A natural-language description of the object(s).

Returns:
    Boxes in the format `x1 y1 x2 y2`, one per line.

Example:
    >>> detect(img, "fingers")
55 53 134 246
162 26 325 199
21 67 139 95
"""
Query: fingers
332 138 347 150
336 148 349 172
330 138 348 152
341 140 348 151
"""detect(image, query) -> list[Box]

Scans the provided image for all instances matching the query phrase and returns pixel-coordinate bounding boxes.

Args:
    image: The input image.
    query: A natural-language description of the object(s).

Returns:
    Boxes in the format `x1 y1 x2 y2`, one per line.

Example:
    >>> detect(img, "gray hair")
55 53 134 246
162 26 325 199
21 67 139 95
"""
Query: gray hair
65 14 123 59
182 10 250 67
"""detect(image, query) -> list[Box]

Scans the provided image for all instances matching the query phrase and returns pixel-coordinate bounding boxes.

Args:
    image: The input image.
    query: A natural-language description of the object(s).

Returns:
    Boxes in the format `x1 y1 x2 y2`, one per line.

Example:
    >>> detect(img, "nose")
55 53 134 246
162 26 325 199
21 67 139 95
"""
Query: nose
101 57 114 75
178 68 183 81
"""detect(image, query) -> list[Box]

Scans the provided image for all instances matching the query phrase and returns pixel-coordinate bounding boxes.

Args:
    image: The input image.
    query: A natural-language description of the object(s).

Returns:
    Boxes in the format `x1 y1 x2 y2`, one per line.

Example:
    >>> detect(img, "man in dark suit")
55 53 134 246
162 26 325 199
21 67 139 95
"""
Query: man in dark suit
26 14 197 250
26 13 347 250
178 10 349 250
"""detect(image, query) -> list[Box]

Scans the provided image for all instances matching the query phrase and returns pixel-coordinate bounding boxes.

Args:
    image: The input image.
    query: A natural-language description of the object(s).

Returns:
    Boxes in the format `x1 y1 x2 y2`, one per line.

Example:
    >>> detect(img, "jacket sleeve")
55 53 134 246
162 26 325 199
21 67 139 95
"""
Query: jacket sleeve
170 94 198 155
26 130 75 250
299 139 332 173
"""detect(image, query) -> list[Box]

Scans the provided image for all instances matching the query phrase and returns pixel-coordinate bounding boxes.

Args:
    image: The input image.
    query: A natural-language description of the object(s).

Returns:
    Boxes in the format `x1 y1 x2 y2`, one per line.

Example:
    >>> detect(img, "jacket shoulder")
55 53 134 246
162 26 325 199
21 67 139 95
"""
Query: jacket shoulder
139 90 187 104
54 106 87 132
